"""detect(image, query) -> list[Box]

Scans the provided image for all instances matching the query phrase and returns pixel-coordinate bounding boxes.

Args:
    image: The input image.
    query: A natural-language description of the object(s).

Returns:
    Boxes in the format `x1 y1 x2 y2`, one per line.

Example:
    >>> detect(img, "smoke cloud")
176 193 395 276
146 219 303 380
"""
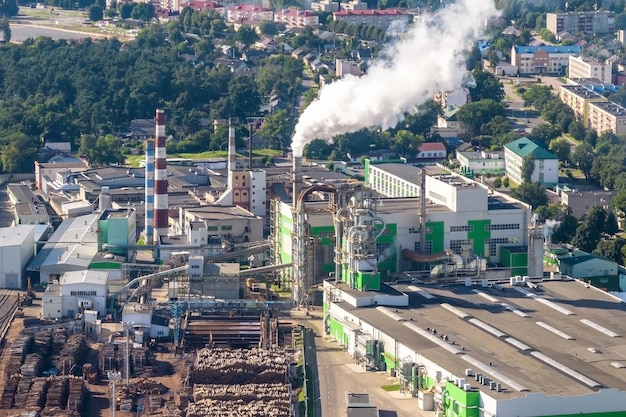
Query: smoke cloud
290 0 498 157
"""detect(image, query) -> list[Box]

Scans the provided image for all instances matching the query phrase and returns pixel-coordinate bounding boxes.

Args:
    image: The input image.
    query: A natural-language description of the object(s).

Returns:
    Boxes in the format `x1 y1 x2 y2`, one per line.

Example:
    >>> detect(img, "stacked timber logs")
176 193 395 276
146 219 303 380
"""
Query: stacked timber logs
190 348 287 385
32 330 53 357
58 335 87 375
13 377 33 409
24 377 49 410
136 379 168 395
45 377 69 410
6 333 34 376
65 377 85 413
21 353 44 378
186 348 292 417
0 376 19 408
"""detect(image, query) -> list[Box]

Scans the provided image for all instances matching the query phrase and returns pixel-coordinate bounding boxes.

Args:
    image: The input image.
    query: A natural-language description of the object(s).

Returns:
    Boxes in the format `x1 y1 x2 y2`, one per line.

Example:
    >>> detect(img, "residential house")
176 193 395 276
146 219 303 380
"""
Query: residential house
560 188 616 219
241 49 268 63
291 48 307 59
503 137 559 186
456 150 506 176
435 106 464 138
214 58 249 74
311 0 339 12
336 59 361 77
128 118 155 140
416 142 446 160
178 0 223 12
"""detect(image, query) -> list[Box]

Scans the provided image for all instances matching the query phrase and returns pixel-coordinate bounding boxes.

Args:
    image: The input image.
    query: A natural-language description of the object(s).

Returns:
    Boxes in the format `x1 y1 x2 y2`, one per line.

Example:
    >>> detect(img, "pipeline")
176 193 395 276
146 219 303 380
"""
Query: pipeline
402 248 453 263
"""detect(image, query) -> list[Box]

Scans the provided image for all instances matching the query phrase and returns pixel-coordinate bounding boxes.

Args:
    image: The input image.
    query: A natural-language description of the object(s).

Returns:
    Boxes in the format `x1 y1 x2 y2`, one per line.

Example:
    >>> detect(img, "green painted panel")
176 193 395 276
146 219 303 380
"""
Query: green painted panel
364 159 370 185
89 262 122 270
535 413 626 417
500 247 528 276
426 221 445 253
443 381 479 417
355 271 380 291
468 219 490 257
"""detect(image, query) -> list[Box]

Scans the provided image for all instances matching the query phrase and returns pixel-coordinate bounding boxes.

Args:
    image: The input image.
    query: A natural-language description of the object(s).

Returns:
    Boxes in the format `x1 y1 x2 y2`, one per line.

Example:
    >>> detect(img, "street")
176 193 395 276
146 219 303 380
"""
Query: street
296 311 435 417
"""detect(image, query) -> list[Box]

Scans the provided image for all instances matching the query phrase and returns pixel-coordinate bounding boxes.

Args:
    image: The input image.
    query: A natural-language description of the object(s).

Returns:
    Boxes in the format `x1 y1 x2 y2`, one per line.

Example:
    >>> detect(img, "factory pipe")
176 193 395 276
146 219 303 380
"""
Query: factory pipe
144 139 154 239
153 109 168 243
292 156 302 209
401 248 453 263
228 118 236 189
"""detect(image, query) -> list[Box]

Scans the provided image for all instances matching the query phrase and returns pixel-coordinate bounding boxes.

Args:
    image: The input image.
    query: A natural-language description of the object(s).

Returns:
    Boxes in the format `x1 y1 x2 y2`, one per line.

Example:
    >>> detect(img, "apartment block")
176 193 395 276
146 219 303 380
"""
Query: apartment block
559 85 607 128
332 9 409 29
546 10 615 35
588 101 626 135
274 9 319 27
568 55 612 84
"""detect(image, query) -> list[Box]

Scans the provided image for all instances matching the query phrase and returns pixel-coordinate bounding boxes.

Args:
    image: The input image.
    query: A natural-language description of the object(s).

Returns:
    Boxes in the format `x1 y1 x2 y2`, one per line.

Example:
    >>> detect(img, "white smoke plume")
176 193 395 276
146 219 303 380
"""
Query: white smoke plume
290 0 498 157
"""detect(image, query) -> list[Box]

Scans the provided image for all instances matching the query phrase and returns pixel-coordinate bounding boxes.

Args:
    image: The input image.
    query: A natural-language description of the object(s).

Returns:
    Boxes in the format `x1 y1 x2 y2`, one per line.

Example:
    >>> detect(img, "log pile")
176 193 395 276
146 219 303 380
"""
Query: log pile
13 377 33 409
190 348 288 385
21 353 44 378
45 377 69 410
58 335 87 375
0 376 19 408
136 379 168 395
98 343 119 374
148 395 162 413
6 334 34 376
32 330 53 357
24 377 49 410
65 377 85 413
51 329 67 356
186 348 292 417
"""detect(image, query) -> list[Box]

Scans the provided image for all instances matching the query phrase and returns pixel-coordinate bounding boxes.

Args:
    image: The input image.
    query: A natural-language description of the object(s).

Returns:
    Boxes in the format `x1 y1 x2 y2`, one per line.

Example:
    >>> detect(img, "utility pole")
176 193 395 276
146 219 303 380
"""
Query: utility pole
108 371 121 417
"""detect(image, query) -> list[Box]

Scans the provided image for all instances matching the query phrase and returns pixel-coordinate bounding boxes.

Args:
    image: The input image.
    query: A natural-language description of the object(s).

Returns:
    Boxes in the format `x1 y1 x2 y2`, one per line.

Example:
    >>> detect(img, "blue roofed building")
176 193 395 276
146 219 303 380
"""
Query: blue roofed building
511 45 581 75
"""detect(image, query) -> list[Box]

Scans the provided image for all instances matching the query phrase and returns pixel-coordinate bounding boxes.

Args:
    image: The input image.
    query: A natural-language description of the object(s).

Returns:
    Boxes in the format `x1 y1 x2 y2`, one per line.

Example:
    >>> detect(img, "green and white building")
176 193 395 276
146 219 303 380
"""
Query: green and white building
271 169 533 288
504 138 559 186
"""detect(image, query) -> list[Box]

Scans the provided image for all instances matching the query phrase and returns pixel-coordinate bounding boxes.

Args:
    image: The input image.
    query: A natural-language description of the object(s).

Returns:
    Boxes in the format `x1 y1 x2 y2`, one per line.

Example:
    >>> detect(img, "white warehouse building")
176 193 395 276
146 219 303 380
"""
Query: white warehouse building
0 225 43 289
42 270 109 319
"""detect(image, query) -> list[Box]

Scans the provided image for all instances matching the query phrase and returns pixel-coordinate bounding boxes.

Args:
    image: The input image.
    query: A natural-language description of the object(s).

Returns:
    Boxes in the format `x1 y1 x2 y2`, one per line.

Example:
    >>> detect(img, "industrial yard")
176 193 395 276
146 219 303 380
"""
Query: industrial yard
0 292 305 417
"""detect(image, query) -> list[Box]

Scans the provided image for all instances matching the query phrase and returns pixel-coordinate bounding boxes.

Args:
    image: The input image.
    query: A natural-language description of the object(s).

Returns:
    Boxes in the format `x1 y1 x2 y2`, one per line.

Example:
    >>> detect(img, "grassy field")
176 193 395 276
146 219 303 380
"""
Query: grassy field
381 384 401 392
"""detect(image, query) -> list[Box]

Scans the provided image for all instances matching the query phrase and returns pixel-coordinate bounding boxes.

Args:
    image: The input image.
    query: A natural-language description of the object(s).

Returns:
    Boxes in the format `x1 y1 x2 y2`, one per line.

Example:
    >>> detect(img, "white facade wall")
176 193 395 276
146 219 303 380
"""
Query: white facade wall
456 152 506 175
150 324 169 338
0 226 35 289
42 293 63 319
60 282 107 317
368 165 419 198
249 170 266 217
568 55 612 84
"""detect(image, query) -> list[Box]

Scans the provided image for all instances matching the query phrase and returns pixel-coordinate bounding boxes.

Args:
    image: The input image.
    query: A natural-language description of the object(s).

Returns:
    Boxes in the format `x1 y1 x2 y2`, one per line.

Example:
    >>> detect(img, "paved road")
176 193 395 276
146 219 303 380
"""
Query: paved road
297 312 434 417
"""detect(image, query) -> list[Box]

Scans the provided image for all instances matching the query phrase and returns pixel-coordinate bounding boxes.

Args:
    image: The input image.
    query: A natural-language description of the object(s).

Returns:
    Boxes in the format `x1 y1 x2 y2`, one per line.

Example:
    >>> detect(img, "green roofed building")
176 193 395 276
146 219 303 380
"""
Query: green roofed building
504 138 558 186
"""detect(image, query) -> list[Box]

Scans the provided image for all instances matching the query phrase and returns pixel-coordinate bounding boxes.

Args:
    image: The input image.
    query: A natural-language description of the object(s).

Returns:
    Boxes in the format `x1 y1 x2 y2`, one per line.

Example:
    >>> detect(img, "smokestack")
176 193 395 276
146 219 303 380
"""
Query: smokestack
293 155 302 209
145 139 154 240
153 109 168 243
228 118 236 189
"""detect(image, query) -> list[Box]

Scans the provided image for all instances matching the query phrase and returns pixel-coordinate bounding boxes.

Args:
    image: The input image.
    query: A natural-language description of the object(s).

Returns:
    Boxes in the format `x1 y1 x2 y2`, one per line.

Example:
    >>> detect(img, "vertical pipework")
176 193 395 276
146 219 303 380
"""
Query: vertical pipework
228 118 236 189
293 155 302 209
419 168 426 254
153 109 168 243
144 139 154 240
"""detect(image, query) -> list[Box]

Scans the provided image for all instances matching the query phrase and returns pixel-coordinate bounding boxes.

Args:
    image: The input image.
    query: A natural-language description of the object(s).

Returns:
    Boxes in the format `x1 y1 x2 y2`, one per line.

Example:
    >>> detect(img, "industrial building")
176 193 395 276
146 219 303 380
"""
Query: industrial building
0 225 46 288
322 278 626 417
456 150 505 176
271 158 535 308
7 184 50 225
42 270 109 319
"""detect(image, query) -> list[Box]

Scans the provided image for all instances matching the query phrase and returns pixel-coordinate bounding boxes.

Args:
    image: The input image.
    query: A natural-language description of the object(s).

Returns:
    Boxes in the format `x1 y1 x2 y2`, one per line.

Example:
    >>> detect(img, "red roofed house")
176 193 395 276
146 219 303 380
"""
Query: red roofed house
332 8 409 29
416 142 447 160
274 9 319 28
226 4 273 23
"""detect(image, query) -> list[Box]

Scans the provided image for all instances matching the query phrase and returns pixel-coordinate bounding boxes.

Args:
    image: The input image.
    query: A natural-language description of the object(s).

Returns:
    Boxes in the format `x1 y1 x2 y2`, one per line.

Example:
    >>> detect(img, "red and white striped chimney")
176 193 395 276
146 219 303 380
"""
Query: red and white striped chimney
153 109 168 243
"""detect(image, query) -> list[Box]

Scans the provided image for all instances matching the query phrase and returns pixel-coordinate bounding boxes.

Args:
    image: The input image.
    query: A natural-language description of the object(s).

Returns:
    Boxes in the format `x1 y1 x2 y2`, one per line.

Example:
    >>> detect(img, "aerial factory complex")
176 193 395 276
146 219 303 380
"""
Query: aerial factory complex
0 107 626 417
